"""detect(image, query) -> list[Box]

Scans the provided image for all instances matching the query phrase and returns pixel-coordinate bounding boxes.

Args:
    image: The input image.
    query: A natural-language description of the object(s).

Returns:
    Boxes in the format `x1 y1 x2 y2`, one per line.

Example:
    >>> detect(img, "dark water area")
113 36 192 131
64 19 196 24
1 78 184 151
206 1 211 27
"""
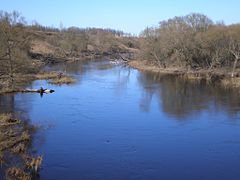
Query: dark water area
1 60 240 180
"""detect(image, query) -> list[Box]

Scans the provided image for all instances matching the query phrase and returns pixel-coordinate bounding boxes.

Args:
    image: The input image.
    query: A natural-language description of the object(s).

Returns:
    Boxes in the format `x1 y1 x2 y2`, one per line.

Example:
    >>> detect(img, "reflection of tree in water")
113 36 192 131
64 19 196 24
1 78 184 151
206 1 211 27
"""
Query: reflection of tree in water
139 87 154 112
113 65 131 95
0 77 33 114
0 94 15 114
45 61 84 74
0 93 34 116
138 72 162 112
138 71 240 120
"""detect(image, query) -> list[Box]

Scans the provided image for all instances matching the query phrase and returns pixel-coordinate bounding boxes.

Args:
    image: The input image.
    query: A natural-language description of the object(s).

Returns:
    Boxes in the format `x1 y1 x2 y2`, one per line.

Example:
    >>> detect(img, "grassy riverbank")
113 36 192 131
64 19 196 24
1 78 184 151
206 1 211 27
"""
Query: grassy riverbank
36 71 76 85
0 11 137 95
0 71 76 94
49 76 75 85
129 60 240 89
0 113 42 179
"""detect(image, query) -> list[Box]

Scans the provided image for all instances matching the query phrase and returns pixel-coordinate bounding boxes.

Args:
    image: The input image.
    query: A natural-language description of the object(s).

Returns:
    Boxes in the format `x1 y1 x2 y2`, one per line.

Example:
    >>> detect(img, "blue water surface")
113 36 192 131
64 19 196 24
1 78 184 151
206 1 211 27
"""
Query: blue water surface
1 60 240 180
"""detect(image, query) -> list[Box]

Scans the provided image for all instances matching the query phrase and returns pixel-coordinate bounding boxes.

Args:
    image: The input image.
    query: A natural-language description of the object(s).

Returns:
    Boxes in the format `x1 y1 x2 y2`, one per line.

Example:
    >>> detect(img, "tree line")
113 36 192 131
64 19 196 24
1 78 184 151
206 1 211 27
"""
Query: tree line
1 11 239 90
0 11 137 90
139 13 240 76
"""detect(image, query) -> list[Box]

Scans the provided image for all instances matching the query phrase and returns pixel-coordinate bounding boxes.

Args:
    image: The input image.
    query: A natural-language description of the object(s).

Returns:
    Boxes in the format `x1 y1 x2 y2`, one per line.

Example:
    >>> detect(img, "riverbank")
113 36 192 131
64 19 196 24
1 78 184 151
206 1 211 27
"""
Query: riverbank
129 60 240 89
35 71 76 85
0 113 42 179
0 71 76 95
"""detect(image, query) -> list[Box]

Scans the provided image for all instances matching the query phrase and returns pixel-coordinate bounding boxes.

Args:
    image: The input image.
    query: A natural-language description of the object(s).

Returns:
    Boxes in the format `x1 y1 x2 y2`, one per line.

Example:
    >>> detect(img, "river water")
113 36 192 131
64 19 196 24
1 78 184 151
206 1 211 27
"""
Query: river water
1 60 240 180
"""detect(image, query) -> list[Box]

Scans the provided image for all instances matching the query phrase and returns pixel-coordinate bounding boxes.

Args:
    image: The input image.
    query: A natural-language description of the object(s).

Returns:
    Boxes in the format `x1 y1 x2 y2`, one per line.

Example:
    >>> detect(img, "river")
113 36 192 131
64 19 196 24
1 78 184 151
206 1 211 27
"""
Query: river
1 60 240 180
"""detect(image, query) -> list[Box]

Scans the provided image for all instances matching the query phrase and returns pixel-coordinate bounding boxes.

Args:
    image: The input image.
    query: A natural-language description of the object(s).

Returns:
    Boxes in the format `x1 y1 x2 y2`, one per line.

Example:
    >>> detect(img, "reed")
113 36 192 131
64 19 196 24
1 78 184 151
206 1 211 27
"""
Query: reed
35 71 59 80
49 76 76 85
6 167 31 180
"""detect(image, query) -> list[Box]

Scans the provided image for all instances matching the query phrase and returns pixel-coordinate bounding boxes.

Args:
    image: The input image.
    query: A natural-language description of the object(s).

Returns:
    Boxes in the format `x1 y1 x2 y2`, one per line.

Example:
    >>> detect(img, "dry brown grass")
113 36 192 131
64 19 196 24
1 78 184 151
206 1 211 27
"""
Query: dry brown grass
221 77 240 89
0 113 42 178
128 60 185 74
35 71 76 85
0 88 14 94
0 114 21 126
31 40 55 55
25 155 43 173
0 71 75 94
182 73 204 81
5 167 31 180
49 76 76 85
0 113 12 123
11 143 27 154
35 71 59 80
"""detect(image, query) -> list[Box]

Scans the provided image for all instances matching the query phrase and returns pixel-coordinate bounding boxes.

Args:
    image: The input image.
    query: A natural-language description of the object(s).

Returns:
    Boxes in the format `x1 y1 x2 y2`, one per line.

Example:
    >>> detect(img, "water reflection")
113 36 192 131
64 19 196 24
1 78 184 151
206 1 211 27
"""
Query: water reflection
1 60 240 179
138 71 240 120
45 60 112 75
113 66 131 95
51 61 240 120
0 94 15 114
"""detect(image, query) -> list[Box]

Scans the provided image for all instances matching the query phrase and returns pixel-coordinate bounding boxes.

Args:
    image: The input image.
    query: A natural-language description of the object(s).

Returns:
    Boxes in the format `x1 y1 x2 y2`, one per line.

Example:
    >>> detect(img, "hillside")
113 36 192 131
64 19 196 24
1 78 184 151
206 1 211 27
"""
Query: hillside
27 28 139 64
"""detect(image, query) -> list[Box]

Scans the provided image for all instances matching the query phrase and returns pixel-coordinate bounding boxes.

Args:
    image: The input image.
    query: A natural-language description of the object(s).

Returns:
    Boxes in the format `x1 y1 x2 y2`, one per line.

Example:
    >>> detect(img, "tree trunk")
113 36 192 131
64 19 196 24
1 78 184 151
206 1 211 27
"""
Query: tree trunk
231 57 239 77
152 51 166 68
6 44 15 89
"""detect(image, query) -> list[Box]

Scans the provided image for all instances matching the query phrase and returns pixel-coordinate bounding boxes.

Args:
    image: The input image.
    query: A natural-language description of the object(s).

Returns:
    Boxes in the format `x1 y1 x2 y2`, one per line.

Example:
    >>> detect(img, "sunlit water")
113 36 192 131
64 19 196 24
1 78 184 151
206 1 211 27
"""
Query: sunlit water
1 60 240 180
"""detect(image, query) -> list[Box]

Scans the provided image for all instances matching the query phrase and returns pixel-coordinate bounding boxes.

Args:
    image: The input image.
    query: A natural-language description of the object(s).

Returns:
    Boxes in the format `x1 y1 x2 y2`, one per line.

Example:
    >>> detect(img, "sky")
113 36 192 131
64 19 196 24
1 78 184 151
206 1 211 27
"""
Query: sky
1 0 240 35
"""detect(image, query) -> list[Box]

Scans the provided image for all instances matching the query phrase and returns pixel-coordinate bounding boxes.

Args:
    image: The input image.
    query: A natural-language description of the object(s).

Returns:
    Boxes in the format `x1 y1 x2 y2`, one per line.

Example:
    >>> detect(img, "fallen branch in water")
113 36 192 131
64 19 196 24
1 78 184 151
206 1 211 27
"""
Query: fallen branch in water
0 88 55 94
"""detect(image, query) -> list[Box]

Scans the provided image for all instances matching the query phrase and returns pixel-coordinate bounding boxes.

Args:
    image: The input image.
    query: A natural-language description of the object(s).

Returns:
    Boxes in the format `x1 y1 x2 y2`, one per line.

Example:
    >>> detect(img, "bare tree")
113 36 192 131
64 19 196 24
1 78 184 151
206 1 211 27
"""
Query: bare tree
0 11 33 89
139 13 240 73
227 25 240 77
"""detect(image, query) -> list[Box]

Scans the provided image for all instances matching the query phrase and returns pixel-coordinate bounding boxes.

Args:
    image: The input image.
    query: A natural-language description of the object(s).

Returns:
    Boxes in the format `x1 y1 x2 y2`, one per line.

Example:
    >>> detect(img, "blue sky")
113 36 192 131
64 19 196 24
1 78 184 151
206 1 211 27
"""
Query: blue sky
1 0 240 35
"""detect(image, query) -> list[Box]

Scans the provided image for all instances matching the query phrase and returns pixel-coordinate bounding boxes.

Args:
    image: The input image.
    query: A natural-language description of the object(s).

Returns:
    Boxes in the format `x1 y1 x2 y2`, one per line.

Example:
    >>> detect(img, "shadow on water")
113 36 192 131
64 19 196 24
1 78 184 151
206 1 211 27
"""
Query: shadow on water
138 71 240 120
